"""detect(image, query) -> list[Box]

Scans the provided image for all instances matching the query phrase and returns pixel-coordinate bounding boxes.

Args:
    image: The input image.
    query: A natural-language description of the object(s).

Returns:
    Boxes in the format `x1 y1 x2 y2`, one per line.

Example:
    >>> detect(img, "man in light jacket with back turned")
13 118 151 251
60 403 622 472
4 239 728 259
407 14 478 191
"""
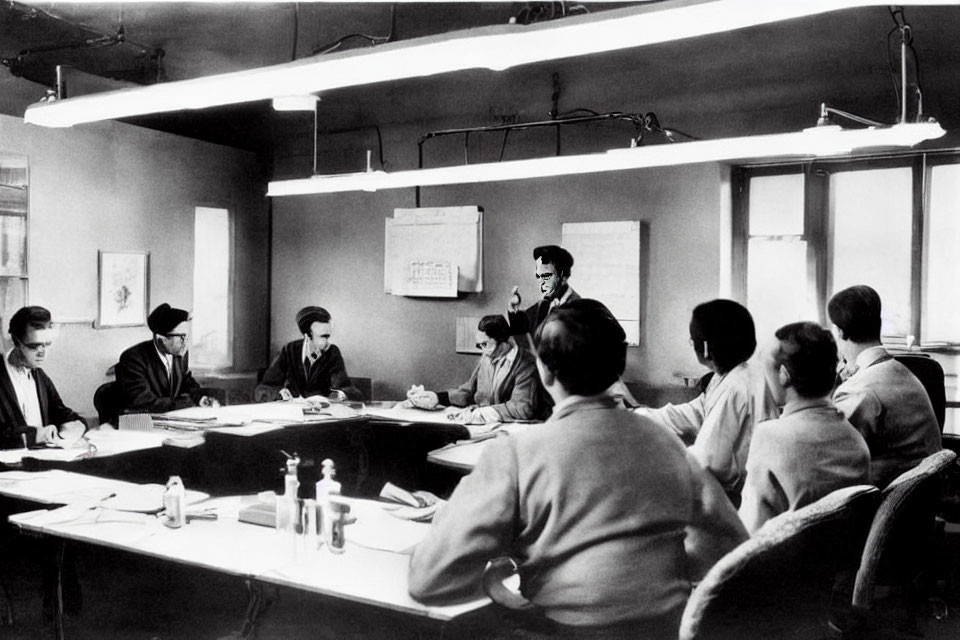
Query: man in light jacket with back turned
409 299 746 639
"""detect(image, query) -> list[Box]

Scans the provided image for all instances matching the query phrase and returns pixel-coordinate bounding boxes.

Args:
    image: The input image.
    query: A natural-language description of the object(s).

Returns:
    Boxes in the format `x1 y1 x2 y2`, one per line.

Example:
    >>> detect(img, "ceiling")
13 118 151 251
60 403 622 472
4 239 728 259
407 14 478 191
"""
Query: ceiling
2 2 960 159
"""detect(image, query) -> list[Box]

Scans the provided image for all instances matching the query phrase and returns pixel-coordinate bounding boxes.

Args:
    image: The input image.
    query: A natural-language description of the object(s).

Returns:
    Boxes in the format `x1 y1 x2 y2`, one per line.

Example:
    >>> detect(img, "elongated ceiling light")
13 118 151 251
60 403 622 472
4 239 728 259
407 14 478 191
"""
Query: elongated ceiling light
22 0 938 128
265 121 945 196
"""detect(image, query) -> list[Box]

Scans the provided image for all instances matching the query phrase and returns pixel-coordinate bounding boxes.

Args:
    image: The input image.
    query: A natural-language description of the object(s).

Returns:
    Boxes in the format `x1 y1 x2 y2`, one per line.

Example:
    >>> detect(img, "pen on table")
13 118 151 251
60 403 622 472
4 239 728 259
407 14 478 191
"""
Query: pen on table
185 512 218 522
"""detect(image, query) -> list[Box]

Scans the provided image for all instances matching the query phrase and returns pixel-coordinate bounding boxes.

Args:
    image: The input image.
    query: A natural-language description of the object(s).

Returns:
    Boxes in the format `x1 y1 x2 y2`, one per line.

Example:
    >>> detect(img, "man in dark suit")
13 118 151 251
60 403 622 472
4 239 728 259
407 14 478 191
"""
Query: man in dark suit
116 303 218 413
0 305 85 449
507 245 579 351
255 306 361 401
0 306 85 614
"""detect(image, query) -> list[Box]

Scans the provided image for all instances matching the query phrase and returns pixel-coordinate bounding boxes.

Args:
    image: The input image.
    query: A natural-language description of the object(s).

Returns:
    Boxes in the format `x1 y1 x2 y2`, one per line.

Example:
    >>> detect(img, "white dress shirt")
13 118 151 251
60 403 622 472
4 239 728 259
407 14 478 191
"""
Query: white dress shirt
4 349 43 427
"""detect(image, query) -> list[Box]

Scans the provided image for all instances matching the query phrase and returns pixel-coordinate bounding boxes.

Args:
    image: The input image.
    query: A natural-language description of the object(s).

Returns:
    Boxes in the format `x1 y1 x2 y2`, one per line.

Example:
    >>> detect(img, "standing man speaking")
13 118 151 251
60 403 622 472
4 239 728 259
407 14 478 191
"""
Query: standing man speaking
507 245 579 351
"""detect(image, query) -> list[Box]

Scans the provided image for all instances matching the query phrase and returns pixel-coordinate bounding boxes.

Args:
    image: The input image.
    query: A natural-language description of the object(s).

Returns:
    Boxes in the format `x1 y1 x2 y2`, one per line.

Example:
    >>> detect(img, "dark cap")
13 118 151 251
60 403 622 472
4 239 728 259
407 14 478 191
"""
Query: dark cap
296 306 331 334
147 303 190 335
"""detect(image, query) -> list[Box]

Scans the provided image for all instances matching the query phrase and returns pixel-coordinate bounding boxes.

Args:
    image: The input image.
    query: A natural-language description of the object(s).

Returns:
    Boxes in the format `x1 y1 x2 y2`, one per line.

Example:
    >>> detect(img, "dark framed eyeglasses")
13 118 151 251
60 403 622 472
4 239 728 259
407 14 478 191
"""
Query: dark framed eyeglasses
21 341 52 351
533 272 556 281
165 333 187 340
315 333 331 339
476 339 496 350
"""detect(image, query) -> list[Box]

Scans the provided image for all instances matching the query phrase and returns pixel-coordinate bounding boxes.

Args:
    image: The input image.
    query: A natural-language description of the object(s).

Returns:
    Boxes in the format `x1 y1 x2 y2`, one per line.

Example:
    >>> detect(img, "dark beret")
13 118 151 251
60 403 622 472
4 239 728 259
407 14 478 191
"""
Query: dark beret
296 306 331 334
147 303 190 335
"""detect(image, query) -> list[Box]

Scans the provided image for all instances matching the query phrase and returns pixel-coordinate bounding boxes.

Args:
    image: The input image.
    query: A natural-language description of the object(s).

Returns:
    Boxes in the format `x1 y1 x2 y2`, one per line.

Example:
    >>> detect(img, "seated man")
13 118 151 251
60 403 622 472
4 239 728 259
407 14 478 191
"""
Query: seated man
829 285 941 487
116 303 217 413
404 314 545 424
256 306 361 401
409 300 747 636
0 306 86 449
739 322 870 534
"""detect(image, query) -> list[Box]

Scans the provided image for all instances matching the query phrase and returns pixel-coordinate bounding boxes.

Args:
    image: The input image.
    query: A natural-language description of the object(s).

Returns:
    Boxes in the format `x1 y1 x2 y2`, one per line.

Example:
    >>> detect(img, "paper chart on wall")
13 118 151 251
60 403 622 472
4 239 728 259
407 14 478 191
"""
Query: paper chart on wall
384 206 482 295
561 220 643 346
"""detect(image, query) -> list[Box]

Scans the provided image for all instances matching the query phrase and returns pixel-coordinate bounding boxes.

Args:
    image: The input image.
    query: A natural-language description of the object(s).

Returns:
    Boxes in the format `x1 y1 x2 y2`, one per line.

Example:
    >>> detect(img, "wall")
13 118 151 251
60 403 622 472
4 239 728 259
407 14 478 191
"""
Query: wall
271 123 725 399
0 113 270 415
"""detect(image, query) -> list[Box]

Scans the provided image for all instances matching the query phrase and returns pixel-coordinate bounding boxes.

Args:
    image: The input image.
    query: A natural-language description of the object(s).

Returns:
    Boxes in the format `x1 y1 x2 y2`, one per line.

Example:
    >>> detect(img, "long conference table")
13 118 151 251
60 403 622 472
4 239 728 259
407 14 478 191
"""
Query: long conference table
0 400 496 638
2 470 487 639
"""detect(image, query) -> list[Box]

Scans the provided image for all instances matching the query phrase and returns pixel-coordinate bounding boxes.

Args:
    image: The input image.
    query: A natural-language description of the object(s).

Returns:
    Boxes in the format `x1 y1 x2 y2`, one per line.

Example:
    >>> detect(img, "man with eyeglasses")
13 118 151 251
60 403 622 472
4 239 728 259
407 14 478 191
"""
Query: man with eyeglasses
404 315 544 424
255 305 361 402
0 305 86 449
507 245 579 351
116 303 218 413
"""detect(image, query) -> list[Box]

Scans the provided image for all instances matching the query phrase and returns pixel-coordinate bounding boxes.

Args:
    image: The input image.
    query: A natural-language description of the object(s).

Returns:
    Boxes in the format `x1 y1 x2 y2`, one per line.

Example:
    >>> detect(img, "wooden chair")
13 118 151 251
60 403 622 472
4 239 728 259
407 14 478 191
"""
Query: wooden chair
838 449 957 638
679 484 880 640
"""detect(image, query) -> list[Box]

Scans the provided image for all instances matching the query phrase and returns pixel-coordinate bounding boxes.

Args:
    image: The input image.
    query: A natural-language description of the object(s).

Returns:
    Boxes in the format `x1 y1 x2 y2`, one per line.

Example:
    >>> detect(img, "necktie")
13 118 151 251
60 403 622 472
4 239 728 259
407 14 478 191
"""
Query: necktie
304 356 312 379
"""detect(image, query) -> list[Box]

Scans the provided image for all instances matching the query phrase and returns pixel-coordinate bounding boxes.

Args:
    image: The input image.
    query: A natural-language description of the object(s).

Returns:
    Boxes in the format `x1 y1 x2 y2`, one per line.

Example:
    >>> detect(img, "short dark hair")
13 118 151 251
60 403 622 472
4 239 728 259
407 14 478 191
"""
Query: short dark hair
827 285 881 343
9 306 52 341
533 245 574 278
689 299 756 374
774 322 839 398
296 306 331 335
478 315 510 343
535 298 625 395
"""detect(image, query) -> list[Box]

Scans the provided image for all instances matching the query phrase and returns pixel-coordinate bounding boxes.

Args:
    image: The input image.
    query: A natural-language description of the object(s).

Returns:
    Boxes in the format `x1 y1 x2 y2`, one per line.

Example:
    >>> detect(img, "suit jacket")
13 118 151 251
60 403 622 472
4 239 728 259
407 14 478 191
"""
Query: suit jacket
256 340 360 401
438 343 545 421
834 350 941 487
738 399 871 534
0 364 80 449
116 340 203 413
507 286 581 351
409 395 747 629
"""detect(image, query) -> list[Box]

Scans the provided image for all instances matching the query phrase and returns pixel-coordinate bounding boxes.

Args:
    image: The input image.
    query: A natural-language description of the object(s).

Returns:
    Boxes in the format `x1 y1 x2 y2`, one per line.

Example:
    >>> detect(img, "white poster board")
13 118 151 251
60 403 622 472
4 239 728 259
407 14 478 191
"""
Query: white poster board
561 221 643 345
384 207 483 295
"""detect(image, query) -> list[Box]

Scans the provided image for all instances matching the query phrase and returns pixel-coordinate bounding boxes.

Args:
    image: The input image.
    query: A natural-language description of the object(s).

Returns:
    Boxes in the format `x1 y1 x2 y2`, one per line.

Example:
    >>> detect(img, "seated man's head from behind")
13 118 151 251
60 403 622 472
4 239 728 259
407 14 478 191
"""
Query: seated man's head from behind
766 321 838 405
534 298 625 398
689 299 756 375
8 306 54 370
827 284 882 345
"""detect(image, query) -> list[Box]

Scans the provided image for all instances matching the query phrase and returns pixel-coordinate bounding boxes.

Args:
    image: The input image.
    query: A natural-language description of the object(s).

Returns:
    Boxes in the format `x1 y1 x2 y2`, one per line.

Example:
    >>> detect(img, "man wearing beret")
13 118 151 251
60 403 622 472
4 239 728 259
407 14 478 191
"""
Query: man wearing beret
116 303 218 413
255 306 361 401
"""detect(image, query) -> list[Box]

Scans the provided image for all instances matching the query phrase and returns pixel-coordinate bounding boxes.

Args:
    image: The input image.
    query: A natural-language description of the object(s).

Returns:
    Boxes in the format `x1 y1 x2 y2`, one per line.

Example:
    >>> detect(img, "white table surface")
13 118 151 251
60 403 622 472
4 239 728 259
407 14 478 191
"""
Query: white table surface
6 477 488 622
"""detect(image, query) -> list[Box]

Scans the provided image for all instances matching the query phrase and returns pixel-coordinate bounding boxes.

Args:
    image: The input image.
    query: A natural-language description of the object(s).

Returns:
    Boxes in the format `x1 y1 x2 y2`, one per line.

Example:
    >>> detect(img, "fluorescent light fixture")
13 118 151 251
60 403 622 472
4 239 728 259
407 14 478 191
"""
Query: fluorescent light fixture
271 95 319 111
23 0 936 128
266 121 945 196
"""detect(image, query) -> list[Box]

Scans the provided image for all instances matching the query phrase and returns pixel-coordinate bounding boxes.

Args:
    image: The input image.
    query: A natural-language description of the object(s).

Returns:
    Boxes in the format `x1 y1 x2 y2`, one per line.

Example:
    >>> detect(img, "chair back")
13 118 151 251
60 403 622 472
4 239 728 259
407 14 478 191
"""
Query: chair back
93 380 123 427
851 449 957 608
893 354 946 431
679 484 880 640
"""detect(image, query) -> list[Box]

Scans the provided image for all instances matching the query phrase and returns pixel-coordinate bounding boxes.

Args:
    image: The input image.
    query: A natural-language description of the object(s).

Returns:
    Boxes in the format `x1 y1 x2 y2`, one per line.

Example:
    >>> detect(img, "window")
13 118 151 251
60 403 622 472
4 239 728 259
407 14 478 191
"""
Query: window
191 206 232 368
734 154 960 348
0 155 28 348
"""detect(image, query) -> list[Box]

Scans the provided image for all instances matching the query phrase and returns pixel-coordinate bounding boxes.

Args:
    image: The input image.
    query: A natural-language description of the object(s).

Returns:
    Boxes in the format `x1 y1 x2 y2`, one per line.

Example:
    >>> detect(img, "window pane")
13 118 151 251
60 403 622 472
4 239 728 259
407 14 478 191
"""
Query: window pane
831 167 912 337
0 278 27 351
0 216 26 276
192 207 232 368
747 238 814 341
749 173 804 236
925 164 960 343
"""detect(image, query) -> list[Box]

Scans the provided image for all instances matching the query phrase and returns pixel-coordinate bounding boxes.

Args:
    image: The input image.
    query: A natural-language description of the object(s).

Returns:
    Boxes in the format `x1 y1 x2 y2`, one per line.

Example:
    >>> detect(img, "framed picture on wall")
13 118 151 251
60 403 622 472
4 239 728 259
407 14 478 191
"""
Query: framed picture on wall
97 251 149 328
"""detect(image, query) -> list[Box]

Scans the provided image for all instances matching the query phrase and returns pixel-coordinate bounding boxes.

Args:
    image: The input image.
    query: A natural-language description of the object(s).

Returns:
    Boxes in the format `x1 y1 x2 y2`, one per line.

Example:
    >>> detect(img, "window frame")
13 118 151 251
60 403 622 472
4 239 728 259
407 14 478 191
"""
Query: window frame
733 150 960 350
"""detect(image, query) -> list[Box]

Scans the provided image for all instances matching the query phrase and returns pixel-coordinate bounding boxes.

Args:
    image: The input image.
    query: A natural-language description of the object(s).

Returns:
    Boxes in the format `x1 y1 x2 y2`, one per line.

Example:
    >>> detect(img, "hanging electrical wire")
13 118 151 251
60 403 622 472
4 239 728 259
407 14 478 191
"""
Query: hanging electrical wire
311 4 395 55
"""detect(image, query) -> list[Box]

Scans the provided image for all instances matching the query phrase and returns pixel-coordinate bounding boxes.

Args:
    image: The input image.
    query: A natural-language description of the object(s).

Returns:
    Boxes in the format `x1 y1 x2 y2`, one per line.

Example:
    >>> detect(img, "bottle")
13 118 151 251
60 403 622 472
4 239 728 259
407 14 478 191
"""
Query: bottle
276 455 301 535
316 459 342 549
327 498 351 554
162 476 185 529
303 498 320 551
